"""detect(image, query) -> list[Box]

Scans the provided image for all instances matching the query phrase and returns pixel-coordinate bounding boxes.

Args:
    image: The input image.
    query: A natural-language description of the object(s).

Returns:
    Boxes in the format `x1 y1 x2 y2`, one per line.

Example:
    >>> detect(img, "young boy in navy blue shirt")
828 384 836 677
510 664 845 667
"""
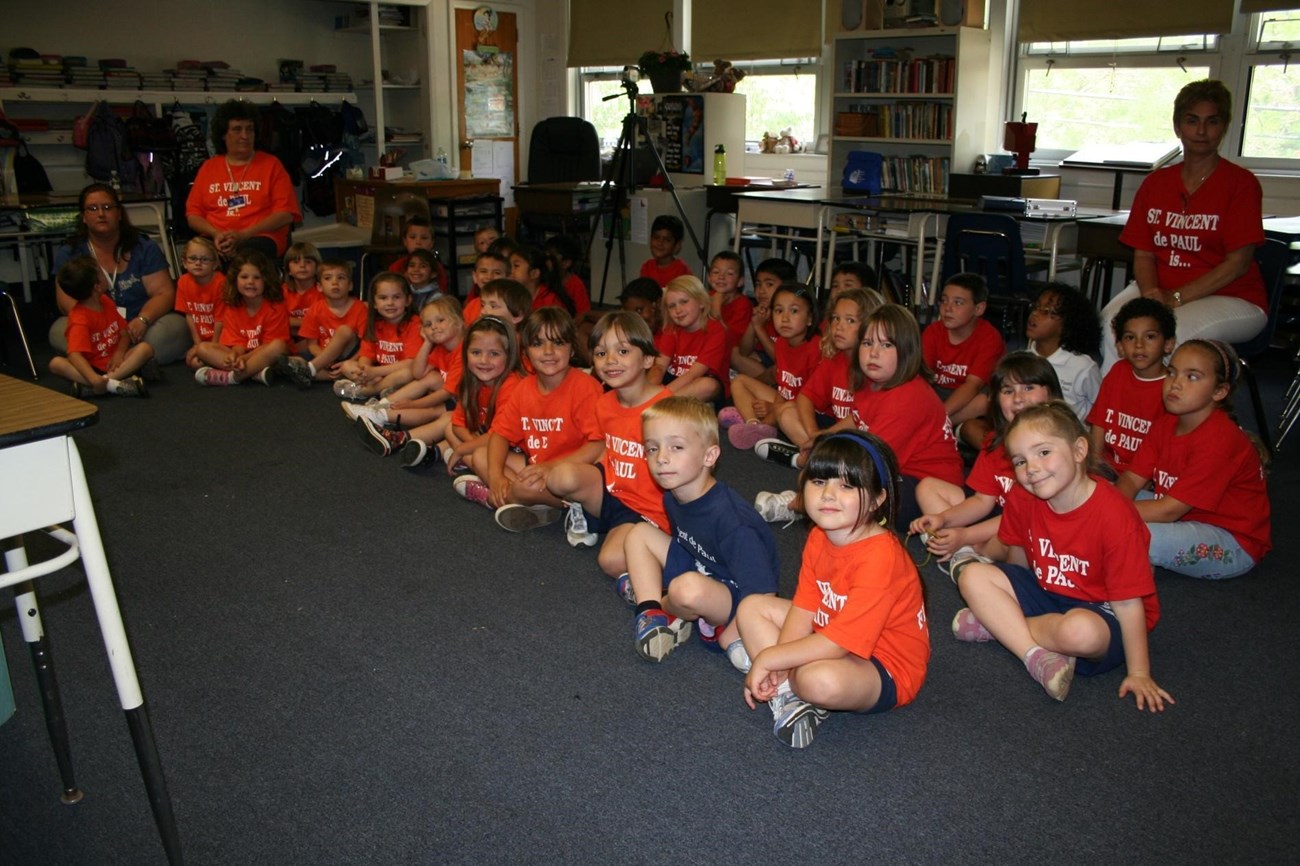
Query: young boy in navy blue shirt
621 396 779 668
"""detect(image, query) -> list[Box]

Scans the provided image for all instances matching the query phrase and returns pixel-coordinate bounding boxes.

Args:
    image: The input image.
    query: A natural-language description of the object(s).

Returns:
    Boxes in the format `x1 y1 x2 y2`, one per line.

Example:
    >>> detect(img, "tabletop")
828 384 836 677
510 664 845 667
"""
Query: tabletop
0 375 98 449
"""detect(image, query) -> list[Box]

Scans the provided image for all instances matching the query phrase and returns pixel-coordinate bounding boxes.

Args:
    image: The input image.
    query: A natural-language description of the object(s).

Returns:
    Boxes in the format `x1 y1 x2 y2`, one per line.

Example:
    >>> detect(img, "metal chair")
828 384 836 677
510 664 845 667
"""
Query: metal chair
941 212 1030 342
1234 238 1292 452
122 202 178 278
0 280 38 379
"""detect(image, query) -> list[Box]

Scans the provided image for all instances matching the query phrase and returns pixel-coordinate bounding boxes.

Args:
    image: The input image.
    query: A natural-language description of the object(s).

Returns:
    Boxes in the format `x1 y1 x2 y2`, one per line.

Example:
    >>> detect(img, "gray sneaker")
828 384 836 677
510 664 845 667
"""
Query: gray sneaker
333 379 366 401
771 691 829 749
494 503 563 532
754 490 798 524
283 356 314 389
944 546 994 585
110 375 149 398
565 500 598 548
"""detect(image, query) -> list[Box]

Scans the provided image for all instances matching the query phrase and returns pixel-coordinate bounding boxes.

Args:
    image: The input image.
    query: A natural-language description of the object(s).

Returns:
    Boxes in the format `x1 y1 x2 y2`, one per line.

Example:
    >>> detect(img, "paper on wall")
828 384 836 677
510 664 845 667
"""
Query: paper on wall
471 140 516 210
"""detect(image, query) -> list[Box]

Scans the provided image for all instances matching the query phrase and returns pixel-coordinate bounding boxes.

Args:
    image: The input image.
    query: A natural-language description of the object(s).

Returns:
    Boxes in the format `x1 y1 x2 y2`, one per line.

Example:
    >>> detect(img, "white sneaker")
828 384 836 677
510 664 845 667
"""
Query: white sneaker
565 500 597 548
341 400 388 424
771 691 829 749
333 379 366 401
754 490 798 525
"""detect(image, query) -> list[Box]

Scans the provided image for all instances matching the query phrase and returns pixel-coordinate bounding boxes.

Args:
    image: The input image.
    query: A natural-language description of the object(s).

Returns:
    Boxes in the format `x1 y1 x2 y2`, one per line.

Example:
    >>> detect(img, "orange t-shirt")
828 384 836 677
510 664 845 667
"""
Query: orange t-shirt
174 272 226 342
360 317 423 365
299 298 367 350
490 368 604 463
282 284 323 324
218 299 290 350
462 296 483 326
185 151 301 255
597 386 672 530
451 372 524 433
65 299 127 372
792 528 930 707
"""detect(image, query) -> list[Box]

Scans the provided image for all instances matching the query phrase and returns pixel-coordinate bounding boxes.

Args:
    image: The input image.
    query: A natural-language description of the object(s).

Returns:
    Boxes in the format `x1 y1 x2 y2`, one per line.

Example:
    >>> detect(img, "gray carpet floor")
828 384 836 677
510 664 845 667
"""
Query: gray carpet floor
0 347 1297 865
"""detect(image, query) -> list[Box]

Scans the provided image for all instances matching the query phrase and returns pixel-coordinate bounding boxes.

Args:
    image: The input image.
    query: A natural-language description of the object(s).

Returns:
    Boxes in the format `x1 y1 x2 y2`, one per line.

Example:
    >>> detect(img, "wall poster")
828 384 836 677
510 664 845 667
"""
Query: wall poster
463 51 515 138
638 95 705 175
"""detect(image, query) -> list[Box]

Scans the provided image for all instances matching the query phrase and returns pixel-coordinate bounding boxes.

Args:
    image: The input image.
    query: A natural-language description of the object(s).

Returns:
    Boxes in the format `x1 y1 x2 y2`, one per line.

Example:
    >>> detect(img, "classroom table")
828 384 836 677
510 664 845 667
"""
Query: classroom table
731 187 831 287
0 374 182 864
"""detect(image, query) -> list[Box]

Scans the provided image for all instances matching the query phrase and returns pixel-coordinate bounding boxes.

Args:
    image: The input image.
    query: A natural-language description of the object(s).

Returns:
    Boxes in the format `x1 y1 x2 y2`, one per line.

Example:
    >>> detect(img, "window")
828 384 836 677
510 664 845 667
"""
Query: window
1241 9 1300 159
1016 13 1300 168
576 59 819 157
731 60 818 149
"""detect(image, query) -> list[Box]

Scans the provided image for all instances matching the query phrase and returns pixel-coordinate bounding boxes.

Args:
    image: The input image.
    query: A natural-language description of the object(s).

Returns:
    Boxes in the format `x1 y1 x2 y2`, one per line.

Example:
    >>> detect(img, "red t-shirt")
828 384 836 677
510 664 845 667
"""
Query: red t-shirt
360 317 423 365
716 292 754 344
491 368 603 463
966 431 1016 507
532 284 564 311
299 298 368 350
1086 361 1168 475
65 300 127 372
563 273 591 316
655 317 729 382
773 337 824 401
218 299 290 350
1118 159 1267 310
462 296 483 326
451 372 523 433
428 341 464 395
174 272 226 342
185 151 301 255
597 387 673 530
851 377 964 485
921 318 1005 390
282 284 323 323
1127 410 1271 562
792 528 930 706
640 257 692 288
800 351 855 420
999 480 1159 631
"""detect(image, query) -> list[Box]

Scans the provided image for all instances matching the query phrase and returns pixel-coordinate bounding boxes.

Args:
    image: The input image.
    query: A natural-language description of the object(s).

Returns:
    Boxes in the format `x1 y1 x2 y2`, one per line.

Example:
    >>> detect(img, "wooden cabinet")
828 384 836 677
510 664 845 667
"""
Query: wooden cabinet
827 26 991 195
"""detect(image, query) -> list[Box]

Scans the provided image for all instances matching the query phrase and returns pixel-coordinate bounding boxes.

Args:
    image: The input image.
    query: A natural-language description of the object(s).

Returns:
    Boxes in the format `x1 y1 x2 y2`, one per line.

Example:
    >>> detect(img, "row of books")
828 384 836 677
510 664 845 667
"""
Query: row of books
879 155 951 196
865 101 953 141
841 55 957 94
1 56 354 92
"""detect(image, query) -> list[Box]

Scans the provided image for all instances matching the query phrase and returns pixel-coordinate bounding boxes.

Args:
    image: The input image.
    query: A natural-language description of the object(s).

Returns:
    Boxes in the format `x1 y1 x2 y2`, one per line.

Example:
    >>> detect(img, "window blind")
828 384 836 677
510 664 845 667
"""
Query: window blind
1018 0 1236 42
1238 0 1300 13
567 0 674 68
692 0 823 61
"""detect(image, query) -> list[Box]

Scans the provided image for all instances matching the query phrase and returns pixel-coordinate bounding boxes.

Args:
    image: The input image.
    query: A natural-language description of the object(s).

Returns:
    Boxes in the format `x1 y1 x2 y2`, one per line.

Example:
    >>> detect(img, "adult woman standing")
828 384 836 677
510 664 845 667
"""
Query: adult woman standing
185 99 300 260
49 183 189 365
1101 79 1267 374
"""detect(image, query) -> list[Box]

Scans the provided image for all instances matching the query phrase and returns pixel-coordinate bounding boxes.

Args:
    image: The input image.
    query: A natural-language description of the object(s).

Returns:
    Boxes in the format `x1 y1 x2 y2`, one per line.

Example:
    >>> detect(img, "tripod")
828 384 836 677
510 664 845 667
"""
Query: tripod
587 78 705 304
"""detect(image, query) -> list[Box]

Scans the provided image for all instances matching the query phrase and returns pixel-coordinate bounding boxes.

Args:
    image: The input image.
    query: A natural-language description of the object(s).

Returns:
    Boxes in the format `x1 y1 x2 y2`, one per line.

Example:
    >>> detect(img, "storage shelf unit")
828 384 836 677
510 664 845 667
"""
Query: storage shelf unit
828 26 991 195
338 3 430 163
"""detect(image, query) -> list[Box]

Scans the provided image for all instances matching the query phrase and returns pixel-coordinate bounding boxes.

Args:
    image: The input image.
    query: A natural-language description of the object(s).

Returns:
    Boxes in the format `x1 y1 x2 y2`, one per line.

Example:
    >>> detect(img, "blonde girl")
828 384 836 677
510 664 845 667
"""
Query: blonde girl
651 275 729 402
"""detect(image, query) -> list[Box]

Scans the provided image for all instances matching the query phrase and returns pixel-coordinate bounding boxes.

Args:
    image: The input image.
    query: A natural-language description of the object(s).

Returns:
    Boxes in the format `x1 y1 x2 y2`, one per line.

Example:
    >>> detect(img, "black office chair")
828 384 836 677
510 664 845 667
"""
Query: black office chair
522 117 601 242
1233 238 1291 453
941 213 1031 344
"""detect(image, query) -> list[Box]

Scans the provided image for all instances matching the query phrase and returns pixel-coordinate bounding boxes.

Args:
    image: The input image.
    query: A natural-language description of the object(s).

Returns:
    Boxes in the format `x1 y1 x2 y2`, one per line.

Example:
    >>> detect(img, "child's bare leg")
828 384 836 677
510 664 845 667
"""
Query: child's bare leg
185 345 204 370
735 593 794 659
731 375 760 420
386 404 445 429
916 477 966 516
377 365 415 393
1026 609 1111 660
960 417 992 449
310 328 356 376
663 572 745 645
235 340 286 380
730 348 767 379
624 523 671 602
957 563 1037 657
110 342 155 379
49 357 103 392
775 402 811 446
546 462 604 511
789 653 882 712
675 376 722 403
194 342 234 368
598 522 638 578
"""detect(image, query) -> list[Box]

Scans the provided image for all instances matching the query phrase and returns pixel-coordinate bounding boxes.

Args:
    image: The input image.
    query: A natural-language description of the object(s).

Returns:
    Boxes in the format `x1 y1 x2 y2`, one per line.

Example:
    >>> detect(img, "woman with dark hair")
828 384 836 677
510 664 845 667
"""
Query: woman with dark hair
50 183 189 364
185 99 300 260
1101 79 1267 374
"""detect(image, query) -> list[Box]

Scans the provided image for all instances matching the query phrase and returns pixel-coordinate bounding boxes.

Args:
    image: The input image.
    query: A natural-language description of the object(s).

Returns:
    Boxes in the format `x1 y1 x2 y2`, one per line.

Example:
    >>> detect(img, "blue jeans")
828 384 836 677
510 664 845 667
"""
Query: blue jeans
1147 520 1255 580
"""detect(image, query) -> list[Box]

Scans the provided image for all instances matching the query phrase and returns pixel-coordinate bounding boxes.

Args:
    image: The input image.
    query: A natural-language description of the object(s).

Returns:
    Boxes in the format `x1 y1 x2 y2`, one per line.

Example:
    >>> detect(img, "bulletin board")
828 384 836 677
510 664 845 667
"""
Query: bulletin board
456 6 519 228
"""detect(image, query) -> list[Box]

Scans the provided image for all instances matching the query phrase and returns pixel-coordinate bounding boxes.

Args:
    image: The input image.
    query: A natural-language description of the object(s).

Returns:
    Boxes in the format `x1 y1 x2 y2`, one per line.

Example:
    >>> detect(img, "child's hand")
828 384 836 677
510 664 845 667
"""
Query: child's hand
513 463 551 492
488 477 512 509
752 400 773 421
926 528 967 560
1119 673 1175 712
751 305 770 326
909 514 943 537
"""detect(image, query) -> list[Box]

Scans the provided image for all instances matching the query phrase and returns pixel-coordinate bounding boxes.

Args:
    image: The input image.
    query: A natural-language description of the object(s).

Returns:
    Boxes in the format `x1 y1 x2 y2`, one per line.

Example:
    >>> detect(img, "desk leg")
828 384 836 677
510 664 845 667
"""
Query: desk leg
66 440 183 866
5 540 83 805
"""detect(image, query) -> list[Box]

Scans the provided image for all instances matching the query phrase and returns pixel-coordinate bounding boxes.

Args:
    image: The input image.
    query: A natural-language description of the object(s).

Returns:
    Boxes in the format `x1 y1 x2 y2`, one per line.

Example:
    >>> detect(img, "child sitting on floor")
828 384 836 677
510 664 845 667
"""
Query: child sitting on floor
622 396 779 667
1088 297 1174 476
194 251 288 387
49 256 152 397
738 431 929 749
652 275 729 403
284 259 368 388
640 215 691 287
175 237 226 371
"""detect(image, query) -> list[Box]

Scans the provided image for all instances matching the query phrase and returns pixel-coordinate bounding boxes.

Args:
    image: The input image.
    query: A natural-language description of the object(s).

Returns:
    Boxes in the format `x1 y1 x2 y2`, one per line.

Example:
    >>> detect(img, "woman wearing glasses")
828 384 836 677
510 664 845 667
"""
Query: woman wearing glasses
49 183 189 365
1100 79 1267 375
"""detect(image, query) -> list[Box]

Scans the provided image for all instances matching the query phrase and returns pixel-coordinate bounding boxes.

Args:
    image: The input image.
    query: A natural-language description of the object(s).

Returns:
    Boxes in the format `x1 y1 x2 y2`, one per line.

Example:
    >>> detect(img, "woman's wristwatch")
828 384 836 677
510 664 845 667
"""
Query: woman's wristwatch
1171 291 1182 307
136 314 152 327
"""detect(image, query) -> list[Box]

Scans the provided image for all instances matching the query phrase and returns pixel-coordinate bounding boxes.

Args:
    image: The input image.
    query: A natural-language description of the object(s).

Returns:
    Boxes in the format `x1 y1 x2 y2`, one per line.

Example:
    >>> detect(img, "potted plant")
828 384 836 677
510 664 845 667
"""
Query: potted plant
638 49 691 94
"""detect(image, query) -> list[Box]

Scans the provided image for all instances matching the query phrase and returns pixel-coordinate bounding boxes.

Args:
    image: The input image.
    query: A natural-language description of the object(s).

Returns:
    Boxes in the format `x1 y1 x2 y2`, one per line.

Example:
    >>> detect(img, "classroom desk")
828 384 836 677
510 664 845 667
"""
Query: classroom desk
732 187 831 286
0 375 182 864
